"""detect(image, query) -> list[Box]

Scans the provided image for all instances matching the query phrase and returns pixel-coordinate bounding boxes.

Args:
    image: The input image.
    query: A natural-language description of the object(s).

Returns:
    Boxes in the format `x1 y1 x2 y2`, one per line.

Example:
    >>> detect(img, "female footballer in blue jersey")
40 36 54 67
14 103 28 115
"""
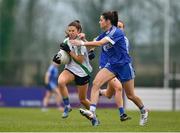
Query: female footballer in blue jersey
42 62 63 112
70 11 148 126
99 20 131 121
99 20 129 99
79 23 131 122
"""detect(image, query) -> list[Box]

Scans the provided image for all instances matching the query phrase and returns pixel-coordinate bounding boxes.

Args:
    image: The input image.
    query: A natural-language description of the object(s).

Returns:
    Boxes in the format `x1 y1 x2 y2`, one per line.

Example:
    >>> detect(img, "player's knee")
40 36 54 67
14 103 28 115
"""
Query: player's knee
58 79 67 88
115 88 122 95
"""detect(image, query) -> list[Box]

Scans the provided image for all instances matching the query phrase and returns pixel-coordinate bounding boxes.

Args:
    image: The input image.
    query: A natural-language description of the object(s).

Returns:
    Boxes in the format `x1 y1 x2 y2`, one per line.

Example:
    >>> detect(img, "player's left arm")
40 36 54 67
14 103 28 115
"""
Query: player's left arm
60 42 84 63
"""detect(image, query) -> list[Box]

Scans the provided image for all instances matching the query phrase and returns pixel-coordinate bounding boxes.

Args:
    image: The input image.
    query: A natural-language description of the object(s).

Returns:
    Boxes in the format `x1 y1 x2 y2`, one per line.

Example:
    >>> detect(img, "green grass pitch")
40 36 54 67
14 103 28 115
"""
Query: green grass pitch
0 108 180 132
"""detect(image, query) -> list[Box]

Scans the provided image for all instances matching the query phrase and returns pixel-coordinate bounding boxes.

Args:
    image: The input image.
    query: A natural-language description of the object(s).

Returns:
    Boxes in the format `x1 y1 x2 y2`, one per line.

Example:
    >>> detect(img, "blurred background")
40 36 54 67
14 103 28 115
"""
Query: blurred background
0 0 180 110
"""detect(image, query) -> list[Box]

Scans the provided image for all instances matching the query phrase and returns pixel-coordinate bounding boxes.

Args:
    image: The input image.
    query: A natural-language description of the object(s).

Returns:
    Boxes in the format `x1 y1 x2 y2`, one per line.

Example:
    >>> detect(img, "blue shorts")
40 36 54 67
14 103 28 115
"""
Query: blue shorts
105 63 135 83
46 82 58 91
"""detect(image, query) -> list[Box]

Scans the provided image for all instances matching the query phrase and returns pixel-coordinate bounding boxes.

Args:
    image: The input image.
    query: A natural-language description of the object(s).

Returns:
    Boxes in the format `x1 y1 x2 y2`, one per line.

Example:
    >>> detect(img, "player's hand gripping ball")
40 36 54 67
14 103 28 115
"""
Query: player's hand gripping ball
53 50 70 64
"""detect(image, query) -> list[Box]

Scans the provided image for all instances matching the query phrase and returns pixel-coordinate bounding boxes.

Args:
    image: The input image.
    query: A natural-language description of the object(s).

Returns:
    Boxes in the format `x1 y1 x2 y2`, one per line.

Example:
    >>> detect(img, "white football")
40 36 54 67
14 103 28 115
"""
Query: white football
57 49 70 64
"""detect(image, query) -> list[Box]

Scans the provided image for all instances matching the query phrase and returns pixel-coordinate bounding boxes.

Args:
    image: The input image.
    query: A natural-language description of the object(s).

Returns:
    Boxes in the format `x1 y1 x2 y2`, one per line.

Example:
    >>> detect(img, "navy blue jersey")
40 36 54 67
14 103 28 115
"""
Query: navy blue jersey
97 26 131 68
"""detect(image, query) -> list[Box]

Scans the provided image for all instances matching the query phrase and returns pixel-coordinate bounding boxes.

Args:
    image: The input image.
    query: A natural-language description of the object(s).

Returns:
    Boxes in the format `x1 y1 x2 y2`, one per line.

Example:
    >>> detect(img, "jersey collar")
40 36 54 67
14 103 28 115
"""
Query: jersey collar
105 26 114 35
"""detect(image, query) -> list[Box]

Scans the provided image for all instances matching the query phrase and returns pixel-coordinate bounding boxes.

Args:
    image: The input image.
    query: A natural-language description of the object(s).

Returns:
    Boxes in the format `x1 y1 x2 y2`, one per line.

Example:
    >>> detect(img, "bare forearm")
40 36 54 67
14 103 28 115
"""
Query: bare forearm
84 41 103 47
69 52 84 63
44 73 49 84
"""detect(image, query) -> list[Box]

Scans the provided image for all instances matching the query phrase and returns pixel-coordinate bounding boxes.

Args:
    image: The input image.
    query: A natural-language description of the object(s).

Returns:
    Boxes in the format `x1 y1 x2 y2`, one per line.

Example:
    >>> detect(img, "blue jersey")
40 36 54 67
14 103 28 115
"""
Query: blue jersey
97 26 131 68
47 64 58 85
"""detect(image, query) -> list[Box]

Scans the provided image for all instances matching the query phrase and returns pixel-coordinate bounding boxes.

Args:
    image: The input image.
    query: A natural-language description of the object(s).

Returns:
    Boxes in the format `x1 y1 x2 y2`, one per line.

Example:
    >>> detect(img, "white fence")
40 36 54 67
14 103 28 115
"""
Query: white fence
125 87 180 111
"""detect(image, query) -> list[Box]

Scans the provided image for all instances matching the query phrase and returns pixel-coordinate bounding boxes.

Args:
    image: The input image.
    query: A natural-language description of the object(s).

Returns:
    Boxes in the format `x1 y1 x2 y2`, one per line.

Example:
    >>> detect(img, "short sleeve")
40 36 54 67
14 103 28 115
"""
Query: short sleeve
105 28 124 45
63 38 69 44
96 34 104 41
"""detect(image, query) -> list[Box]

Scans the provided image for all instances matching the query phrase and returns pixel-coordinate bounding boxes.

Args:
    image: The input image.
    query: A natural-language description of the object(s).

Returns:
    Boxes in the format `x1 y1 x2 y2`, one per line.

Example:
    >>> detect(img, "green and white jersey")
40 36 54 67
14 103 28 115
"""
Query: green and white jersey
63 38 92 77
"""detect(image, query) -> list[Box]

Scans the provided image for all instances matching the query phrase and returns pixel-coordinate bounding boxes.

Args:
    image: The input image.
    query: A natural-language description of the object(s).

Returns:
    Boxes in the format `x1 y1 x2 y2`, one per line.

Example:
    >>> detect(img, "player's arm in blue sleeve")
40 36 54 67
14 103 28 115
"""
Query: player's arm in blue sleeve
84 31 123 47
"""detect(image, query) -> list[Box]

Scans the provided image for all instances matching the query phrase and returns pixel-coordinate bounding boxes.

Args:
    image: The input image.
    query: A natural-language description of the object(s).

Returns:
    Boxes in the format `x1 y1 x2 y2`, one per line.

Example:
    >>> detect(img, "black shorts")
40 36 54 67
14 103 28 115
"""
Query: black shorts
65 69 90 86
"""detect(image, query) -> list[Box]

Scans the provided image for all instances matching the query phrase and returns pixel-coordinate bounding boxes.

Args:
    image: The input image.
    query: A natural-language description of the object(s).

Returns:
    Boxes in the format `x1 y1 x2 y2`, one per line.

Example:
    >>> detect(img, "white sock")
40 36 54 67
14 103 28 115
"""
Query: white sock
90 105 96 112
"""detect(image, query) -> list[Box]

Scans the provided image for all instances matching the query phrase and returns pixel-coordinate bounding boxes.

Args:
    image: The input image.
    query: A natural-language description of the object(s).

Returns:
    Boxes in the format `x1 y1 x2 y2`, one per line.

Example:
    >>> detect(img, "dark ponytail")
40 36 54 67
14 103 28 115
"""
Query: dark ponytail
102 11 118 27
112 11 118 27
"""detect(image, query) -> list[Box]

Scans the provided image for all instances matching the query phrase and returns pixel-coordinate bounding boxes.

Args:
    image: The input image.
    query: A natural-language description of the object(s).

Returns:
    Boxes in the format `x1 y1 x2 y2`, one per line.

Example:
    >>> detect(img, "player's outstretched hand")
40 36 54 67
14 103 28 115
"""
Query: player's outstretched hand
78 33 86 40
70 40 84 46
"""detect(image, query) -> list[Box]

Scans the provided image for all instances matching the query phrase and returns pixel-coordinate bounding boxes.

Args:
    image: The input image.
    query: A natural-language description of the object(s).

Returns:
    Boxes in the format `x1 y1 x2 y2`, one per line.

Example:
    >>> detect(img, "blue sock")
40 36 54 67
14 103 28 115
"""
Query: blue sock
119 107 125 116
63 97 70 106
